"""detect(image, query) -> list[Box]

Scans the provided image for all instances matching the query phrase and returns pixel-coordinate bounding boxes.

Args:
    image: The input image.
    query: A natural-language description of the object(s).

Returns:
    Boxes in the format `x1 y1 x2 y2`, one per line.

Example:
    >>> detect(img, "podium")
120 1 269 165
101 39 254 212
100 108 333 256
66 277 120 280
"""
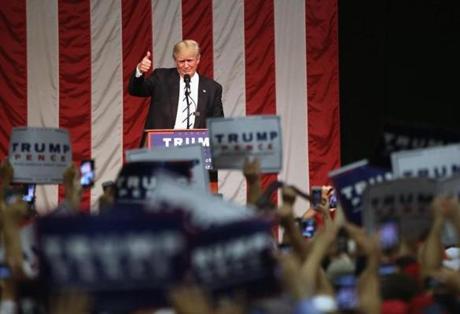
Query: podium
144 129 218 193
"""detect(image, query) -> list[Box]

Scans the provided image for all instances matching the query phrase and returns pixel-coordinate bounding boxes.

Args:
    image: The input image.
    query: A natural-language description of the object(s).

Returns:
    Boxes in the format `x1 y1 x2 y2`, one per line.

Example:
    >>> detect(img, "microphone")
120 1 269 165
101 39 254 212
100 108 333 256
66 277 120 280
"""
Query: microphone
184 74 191 89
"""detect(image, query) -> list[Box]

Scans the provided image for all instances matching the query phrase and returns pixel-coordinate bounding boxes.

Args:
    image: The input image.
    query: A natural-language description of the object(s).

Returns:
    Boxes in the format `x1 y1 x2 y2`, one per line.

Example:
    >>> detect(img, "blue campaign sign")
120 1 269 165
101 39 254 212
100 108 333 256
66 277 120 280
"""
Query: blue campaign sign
372 120 460 168
36 212 188 311
189 218 280 299
329 160 392 225
147 129 212 169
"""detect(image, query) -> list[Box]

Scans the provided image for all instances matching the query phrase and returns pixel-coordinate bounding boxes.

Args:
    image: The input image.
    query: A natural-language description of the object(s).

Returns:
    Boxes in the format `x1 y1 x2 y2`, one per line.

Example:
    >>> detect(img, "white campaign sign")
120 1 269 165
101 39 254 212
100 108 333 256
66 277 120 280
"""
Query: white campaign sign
8 127 72 184
391 143 460 179
125 144 209 192
207 115 282 173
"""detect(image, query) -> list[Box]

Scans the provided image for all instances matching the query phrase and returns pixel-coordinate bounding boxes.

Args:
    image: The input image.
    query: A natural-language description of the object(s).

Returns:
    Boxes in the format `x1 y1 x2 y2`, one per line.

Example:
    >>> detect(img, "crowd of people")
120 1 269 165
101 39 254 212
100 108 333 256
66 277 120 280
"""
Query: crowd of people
2 31 457 313
1 156 460 314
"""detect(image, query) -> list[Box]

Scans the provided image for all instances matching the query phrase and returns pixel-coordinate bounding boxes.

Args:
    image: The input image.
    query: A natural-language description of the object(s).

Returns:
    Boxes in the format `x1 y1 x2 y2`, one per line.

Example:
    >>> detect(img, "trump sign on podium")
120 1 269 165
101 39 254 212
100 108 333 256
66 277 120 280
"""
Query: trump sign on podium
145 128 212 170
8 127 72 184
207 116 282 173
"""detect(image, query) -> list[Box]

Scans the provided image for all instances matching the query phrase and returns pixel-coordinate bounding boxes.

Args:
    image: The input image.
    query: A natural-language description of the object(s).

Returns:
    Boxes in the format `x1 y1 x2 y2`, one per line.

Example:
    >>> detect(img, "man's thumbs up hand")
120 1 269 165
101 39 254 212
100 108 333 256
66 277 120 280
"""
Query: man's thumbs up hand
138 51 152 74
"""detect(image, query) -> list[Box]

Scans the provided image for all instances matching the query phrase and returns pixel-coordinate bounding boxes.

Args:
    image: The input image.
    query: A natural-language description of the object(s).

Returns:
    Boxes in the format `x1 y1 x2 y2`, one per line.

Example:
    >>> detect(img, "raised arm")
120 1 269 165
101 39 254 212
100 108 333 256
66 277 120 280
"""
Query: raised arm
54 164 83 215
419 196 448 278
243 157 262 207
344 223 381 314
128 51 156 97
277 186 309 261
0 160 27 279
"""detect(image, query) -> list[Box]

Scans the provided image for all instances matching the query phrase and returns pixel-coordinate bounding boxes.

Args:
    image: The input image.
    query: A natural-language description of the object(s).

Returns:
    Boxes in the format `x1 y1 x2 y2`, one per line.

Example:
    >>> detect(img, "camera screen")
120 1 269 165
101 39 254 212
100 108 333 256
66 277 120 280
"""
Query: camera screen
22 184 36 203
379 220 399 250
328 190 337 208
80 160 95 187
0 264 11 279
301 219 316 238
379 263 398 276
334 274 358 310
311 186 322 209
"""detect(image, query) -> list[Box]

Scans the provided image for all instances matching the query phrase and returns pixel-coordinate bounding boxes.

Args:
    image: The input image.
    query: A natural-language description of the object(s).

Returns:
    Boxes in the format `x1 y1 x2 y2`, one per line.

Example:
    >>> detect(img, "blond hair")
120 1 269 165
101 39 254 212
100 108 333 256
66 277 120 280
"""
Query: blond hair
173 39 200 59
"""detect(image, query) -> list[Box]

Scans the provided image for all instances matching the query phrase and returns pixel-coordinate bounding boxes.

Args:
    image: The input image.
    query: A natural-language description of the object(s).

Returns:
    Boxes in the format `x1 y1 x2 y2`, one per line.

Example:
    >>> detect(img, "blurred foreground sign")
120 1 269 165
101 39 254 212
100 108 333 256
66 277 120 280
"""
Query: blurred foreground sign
37 212 187 310
8 127 72 184
362 177 436 242
190 219 279 297
147 174 254 228
114 161 196 205
125 144 209 192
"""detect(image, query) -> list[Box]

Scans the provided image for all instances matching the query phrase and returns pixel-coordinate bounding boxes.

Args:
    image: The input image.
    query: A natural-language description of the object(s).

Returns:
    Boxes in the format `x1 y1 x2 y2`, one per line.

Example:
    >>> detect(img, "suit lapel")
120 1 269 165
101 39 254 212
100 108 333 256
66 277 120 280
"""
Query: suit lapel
195 77 207 128
168 70 180 127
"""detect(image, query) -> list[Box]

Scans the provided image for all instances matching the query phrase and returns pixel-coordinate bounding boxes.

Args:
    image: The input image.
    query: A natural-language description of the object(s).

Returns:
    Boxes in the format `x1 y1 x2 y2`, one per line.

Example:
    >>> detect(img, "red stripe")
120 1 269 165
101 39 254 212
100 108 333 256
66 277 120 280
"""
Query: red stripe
58 0 92 212
306 0 341 185
0 1 27 160
182 0 214 79
244 0 278 203
122 0 152 151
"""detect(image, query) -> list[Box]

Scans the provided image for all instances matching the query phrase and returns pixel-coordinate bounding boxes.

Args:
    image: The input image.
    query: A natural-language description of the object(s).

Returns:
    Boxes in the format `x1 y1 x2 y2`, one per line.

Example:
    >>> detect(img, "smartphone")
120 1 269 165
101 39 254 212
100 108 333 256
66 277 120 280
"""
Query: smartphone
22 184 36 204
336 228 349 254
328 189 337 208
80 159 95 188
310 186 322 209
425 276 443 290
277 243 292 254
379 263 398 276
334 274 358 310
301 219 316 238
379 220 399 251
0 264 12 279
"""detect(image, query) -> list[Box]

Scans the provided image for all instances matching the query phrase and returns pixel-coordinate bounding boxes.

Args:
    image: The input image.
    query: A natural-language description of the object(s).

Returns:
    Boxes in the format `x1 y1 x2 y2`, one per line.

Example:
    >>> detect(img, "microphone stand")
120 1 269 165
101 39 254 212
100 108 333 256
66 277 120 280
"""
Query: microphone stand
184 75 192 129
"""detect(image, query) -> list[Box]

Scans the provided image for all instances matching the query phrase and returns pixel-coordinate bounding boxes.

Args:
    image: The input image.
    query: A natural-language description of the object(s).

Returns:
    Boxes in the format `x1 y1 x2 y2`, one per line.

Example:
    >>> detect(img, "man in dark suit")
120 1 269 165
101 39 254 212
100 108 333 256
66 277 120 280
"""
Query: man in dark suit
128 39 224 135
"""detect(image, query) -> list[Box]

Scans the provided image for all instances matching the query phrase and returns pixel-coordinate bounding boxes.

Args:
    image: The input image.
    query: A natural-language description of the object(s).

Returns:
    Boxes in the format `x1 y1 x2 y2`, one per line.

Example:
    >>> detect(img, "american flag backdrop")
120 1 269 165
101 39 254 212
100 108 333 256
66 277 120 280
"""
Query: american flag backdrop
0 0 340 216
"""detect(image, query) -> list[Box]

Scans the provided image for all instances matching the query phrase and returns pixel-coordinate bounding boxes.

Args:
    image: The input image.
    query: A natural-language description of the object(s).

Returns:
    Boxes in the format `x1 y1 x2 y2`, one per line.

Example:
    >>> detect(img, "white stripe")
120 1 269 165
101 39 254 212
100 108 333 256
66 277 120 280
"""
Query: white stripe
152 0 182 69
26 0 59 213
90 0 123 212
213 0 247 204
274 0 309 216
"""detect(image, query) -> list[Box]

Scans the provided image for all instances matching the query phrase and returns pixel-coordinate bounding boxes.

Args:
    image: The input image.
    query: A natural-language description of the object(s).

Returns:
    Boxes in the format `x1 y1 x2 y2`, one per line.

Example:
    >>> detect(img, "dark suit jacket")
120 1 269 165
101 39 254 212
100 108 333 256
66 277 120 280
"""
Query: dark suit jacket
128 68 224 131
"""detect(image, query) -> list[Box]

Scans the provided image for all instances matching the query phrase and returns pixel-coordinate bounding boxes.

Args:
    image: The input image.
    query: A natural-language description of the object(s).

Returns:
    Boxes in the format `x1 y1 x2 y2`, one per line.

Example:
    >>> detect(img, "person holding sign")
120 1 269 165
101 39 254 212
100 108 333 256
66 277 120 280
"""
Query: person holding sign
129 39 224 145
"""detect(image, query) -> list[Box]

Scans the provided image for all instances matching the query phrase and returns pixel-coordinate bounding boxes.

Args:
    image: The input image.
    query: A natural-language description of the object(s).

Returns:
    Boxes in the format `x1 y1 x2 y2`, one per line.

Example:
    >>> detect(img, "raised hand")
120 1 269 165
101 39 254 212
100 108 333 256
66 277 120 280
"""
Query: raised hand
0 159 13 187
243 157 262 206
63 164 82 212
169 284 213 314
0 159 14 203
138 51 152 74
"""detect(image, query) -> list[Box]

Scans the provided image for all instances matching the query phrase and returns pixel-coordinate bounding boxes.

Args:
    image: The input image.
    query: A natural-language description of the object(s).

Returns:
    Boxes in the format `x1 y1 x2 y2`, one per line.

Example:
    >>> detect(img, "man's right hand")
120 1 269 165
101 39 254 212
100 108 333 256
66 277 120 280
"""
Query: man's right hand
138 51 152 74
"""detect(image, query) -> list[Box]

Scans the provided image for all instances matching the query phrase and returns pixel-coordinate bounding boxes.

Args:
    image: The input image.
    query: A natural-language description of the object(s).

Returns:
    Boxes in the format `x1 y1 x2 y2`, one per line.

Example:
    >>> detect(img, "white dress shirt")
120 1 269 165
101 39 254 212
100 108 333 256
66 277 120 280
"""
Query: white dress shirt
174 73 199 129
